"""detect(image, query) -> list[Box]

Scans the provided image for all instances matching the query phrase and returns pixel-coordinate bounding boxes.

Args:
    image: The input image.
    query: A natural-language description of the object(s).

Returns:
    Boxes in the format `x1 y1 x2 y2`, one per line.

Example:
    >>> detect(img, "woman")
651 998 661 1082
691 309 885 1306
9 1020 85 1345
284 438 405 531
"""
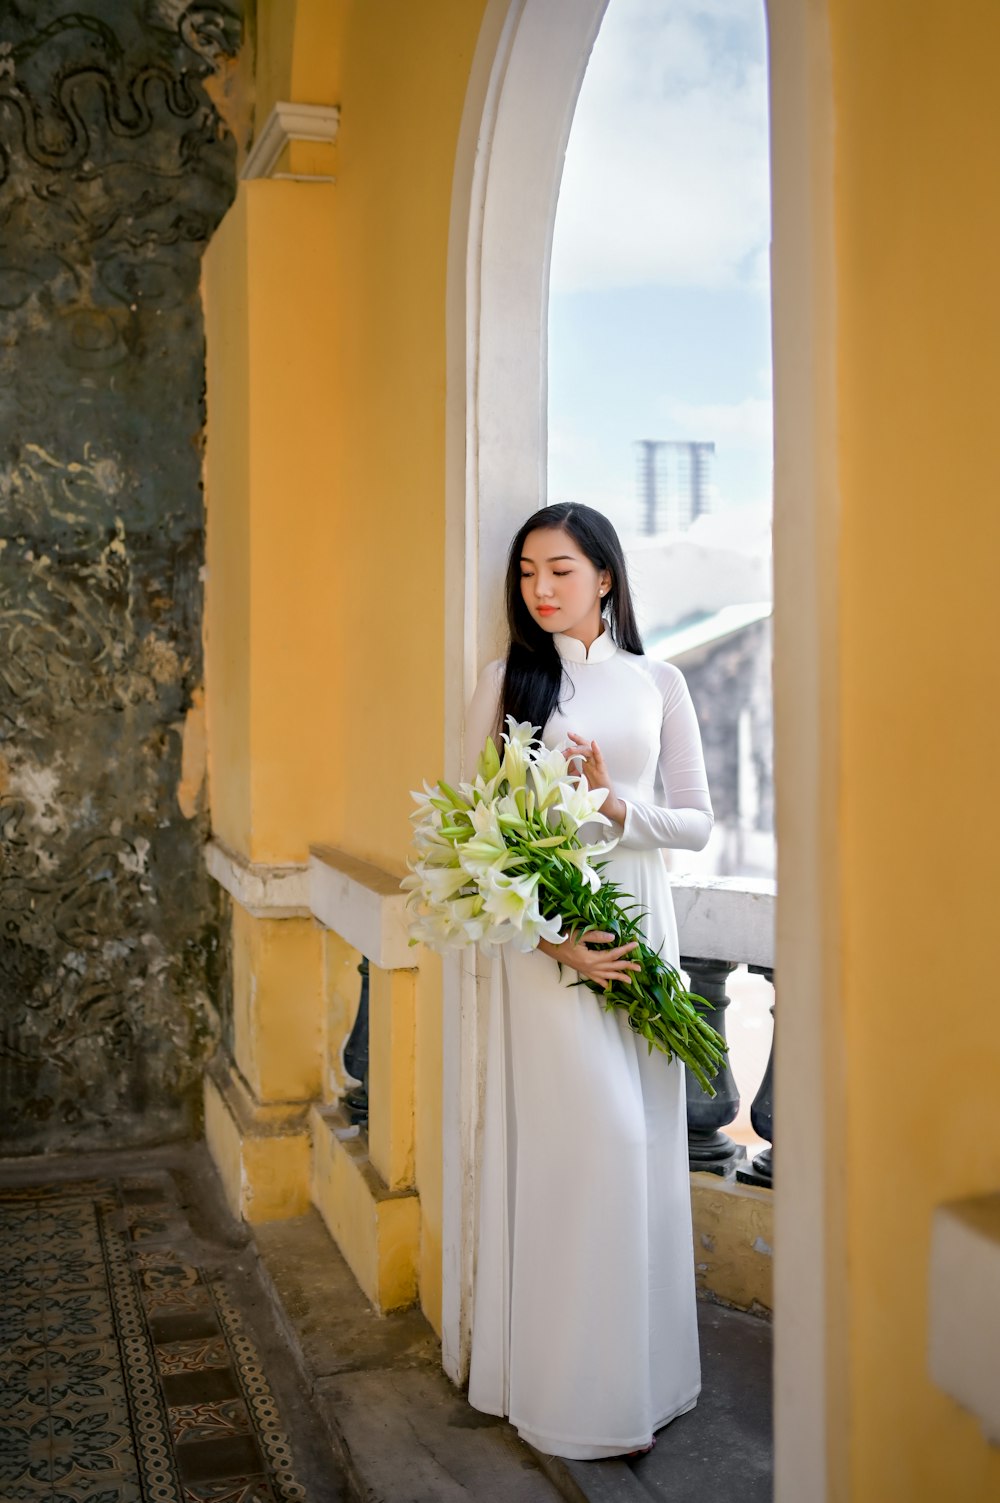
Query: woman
464 502 715 1460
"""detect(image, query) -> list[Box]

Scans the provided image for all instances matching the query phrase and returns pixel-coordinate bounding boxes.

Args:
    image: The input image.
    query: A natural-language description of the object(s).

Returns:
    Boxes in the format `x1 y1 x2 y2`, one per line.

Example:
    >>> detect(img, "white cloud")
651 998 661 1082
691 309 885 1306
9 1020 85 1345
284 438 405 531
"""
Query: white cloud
664 396 772 445
551 0 771 294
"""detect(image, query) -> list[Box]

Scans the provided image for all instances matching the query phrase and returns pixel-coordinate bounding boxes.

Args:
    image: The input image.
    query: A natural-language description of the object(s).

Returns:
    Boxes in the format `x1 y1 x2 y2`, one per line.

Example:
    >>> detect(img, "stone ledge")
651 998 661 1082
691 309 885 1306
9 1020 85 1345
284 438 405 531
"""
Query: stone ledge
309 844 413 970
672 875 776 970
205 839 310 918
929 1192 1000 1445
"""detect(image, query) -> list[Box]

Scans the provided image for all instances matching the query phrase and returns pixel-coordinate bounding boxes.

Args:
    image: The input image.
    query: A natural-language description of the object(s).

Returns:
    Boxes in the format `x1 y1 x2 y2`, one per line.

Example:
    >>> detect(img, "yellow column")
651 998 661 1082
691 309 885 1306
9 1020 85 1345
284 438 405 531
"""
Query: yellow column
368 966 416 1192
202 170 338 1223
827 3 1000 1498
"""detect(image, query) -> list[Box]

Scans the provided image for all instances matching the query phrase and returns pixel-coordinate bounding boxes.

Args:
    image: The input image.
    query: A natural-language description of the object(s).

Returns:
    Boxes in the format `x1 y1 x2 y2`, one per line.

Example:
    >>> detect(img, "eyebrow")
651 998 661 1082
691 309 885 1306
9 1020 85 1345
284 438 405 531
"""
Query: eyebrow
520 554 576 563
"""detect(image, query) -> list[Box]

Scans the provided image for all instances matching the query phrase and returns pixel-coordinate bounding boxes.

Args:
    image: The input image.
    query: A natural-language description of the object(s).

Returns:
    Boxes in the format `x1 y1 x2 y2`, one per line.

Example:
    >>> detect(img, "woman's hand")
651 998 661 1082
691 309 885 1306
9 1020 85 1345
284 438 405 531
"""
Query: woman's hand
564 733 626 826
538 930 641 989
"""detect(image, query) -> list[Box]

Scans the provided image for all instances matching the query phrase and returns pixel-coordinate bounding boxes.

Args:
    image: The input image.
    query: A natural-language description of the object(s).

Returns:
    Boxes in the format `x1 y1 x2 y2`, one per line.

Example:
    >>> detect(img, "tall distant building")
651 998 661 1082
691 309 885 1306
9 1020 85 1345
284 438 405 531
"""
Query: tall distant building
635 439 716 535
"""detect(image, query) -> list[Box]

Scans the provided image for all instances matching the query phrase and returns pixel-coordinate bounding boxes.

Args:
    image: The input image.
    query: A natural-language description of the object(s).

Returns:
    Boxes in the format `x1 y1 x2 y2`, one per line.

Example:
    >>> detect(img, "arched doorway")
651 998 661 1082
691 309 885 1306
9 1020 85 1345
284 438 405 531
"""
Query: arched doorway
443 6 839 1501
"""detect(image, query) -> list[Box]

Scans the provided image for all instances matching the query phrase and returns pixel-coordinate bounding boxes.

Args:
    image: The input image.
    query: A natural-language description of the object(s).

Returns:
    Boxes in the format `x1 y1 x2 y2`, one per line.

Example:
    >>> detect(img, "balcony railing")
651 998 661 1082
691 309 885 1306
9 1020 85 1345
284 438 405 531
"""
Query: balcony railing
671 874 775 1184
336 872 776 1188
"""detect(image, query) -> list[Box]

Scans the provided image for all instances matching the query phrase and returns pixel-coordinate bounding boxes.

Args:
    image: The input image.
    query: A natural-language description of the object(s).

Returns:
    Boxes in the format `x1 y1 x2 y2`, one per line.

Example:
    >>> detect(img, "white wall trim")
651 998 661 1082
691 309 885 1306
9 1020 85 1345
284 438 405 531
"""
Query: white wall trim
929 1194 1000 1446
241 100 340 182
204 841 414 974
204 838 310 918
767 2 839 1500
441 0 609 1388
308 846 413 972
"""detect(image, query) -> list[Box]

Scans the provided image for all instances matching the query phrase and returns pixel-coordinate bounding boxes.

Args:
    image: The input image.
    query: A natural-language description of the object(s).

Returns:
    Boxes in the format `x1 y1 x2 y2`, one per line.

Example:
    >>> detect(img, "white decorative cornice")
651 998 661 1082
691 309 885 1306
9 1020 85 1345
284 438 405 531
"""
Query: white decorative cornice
204 839 310 918
309 845 413 971
241 101 340 182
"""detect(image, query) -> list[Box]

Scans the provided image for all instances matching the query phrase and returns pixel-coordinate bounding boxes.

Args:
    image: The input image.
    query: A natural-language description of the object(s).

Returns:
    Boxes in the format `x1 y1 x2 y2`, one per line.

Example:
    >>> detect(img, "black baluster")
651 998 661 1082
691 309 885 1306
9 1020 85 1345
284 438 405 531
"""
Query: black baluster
736 964 774 1187
342 957 369 1128
681 957 745 1175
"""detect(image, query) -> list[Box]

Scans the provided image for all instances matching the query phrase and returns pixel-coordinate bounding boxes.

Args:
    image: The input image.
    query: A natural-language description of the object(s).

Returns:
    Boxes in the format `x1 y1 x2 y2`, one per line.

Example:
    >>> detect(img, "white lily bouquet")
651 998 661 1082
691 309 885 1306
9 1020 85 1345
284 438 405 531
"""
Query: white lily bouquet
403 717 727 1096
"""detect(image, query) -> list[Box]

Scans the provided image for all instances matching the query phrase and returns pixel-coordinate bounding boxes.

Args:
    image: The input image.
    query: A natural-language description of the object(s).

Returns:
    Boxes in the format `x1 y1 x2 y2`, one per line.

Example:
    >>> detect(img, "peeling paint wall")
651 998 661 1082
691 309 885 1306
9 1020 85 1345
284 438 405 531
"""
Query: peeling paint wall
0 2 246 1152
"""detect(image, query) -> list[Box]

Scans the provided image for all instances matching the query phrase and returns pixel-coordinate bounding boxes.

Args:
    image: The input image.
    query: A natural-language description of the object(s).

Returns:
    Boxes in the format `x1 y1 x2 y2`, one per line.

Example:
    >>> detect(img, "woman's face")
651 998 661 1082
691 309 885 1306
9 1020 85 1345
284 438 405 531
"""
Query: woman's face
519 526 610 637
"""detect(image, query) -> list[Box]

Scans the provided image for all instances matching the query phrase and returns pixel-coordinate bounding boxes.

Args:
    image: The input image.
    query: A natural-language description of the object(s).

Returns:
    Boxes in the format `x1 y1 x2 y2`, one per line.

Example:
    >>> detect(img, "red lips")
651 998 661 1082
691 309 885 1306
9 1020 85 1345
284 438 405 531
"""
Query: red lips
536 606 558 616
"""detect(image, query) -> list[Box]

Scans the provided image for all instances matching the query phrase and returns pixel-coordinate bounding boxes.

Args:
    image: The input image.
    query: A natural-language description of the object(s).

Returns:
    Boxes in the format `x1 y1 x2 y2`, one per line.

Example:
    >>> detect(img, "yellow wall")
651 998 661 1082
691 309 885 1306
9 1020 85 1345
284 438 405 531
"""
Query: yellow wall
322 1 484 1331
831 3 1000 1496
253 0 344 132
204 0 487 1335
325 2 483 875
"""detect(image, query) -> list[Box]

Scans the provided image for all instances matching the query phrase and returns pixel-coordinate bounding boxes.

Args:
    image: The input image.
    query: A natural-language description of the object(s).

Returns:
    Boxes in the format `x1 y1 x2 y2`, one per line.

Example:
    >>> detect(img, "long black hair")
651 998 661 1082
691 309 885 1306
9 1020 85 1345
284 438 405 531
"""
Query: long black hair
498 503 644 737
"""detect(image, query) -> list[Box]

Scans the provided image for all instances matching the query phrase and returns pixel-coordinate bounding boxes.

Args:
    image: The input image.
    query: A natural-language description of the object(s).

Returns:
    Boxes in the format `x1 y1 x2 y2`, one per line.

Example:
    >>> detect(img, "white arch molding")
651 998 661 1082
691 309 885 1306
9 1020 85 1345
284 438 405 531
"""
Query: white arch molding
441 7 839 1503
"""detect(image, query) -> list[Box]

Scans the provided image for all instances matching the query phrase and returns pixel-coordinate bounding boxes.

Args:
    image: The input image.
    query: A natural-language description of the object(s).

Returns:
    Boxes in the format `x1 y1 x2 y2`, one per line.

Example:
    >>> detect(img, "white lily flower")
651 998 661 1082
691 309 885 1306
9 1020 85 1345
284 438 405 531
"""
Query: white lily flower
509 907 565 952
503 717 539 748
460 801 512 877
495 792 528 833
478 736 502 782
553 782 613 832
480 868 541 928
529 747 576 810
478 917 517 955
498 734 529 791
406 862 473 906
409 892 490 952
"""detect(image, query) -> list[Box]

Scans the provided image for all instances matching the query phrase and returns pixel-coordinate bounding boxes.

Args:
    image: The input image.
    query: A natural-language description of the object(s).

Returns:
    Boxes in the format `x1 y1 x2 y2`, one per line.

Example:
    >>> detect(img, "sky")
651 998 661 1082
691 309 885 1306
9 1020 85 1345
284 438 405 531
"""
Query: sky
548 0 772 541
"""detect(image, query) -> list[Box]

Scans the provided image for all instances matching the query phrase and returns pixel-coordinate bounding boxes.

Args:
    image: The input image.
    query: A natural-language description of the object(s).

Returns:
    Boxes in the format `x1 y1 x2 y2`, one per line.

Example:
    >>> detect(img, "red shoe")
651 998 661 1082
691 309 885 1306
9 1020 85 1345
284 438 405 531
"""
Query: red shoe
627 1437 656 1457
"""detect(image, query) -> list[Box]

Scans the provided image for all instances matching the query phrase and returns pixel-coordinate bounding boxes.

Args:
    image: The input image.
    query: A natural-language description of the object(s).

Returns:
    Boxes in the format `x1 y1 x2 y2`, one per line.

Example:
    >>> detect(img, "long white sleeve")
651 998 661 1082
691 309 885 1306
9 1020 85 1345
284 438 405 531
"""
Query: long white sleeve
464 659 504 780
618 662 714 852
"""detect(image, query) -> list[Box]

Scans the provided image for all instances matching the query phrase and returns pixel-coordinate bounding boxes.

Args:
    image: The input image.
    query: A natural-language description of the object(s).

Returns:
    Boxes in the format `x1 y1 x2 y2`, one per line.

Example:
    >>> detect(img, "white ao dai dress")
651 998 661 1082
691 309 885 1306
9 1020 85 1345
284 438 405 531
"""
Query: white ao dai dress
463 627 715 1460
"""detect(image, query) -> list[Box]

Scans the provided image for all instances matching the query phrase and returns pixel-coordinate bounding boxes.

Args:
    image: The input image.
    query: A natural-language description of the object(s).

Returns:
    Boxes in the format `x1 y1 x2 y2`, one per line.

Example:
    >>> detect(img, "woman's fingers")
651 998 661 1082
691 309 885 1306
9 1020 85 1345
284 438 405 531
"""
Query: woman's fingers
587 940 638 959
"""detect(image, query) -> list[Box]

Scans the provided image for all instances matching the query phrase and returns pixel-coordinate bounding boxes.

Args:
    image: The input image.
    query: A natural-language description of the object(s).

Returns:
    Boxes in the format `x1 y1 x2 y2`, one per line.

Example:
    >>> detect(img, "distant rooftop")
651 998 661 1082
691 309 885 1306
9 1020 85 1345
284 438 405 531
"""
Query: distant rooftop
646 601 773 662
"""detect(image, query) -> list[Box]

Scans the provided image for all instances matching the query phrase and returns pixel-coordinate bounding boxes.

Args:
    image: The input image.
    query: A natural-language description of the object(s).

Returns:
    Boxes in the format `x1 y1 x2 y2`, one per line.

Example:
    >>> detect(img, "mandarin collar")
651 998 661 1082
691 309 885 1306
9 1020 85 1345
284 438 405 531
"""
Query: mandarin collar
554 627 618 664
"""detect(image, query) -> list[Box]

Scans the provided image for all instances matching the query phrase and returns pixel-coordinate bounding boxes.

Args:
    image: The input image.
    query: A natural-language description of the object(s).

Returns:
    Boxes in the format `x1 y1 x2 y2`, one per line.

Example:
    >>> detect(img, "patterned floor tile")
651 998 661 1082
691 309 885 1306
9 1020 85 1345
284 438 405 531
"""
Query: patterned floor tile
0 1414 54 1488
176 1434 265 1485
54 1479 143 1502
1 1479 55 1502
151 1309 223 1345
156 1336 230 1375
0 1338 124 1412
139 1263 202 1292
0 1180 312 1503
143 1285 214 1315
1 1293 115 1346
182 1478 278 1503
168 1398 253 1445
46 1410 135 1484
2 1254 107 1293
